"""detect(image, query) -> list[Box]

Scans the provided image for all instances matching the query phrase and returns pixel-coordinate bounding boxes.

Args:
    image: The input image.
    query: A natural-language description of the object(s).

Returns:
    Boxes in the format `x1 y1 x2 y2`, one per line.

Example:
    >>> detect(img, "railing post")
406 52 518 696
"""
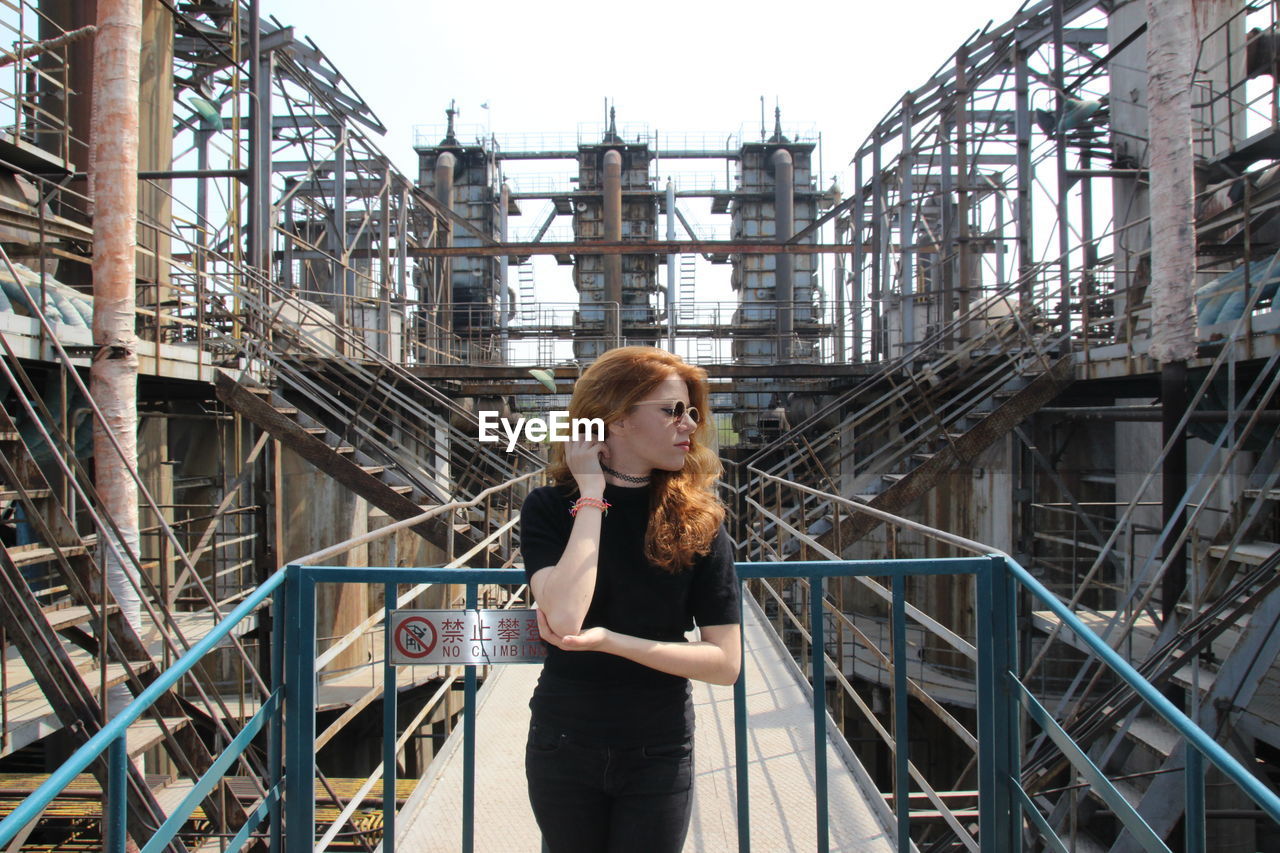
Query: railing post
891 574 910 853
384 581 398 851
269 584 285 851
734 589 751 853
977 555 1019 852
1186 745 1205 853
105 734 127 853
463 582 478 853
285 566 317 853
812 572 830 853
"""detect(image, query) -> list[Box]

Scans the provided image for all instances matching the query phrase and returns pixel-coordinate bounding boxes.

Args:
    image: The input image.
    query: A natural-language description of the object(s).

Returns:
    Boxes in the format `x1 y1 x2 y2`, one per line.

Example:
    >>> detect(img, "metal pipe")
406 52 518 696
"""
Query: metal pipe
91 0 143 656
771 148 794 360
499 181 510 358
666 178 676 352
899 95 916 357
434 151 456 350
603 149 623 348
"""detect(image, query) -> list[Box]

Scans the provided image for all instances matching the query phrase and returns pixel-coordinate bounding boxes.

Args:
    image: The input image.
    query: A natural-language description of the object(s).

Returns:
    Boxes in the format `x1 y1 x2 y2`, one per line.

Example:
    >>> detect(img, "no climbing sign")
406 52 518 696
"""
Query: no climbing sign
389 609 546 665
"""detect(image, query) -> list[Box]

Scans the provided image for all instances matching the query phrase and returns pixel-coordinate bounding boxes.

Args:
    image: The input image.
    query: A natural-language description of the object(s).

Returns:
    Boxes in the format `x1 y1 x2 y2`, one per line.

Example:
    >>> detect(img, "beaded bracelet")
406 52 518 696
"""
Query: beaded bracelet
569 496 611 517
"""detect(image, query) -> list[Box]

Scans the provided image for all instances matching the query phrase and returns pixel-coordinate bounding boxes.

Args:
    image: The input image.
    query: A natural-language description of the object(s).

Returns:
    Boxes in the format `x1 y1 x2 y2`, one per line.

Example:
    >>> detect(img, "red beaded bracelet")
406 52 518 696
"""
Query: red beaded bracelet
569 497 611 517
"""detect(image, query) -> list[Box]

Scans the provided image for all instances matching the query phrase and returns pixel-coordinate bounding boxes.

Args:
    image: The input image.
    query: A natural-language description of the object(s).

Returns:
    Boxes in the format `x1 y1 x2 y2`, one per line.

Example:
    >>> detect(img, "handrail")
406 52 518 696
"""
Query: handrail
1006 555 1280 825
0 568 288 848
2 551 1277 850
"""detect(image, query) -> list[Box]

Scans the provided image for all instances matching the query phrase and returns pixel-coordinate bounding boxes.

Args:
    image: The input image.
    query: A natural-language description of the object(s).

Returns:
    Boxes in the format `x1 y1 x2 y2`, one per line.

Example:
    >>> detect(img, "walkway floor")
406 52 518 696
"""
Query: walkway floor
386 599 897 852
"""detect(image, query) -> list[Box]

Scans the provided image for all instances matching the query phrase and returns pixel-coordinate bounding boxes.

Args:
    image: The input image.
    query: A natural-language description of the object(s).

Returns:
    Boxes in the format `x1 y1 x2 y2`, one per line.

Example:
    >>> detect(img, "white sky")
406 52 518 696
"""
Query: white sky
262 0 1029 183
258 0 1033 334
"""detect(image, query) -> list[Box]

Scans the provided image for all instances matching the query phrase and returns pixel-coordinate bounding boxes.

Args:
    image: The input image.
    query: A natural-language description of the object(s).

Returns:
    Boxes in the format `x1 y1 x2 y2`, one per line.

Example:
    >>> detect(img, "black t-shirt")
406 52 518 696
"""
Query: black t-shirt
520 481 739 745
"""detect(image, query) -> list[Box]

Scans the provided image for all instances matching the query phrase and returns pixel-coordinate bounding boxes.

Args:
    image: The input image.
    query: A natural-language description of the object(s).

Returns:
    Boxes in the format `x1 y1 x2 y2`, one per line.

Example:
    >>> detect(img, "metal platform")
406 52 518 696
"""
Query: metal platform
384 599 898 852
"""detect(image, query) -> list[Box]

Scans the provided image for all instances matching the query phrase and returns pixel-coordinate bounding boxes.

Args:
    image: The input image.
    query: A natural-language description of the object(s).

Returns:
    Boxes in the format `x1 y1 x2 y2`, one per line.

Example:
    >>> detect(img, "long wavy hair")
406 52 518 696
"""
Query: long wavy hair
547 346 724 573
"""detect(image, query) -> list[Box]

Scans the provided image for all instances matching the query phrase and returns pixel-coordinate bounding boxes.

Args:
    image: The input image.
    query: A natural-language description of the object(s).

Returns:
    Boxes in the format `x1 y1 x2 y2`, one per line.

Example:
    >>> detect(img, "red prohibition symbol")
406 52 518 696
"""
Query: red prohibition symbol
395 616 438 659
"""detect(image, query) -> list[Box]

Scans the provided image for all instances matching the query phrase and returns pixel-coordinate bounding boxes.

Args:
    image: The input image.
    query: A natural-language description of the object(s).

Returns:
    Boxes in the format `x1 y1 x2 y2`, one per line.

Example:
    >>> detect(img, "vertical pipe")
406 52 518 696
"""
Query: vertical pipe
771 148 794 361
666 178 676 352
1053 0 1072 340
899 95 916 357
1014 46 1034 305
853 156 865 362
955 46 972 334
91 0 143 653
383 582 397 850
247 0 265 270
871 140 884 360
434 151 456 357
834 218 846 363
603 149 623 349
499 181 511 359
1147 0 1196 623
333 143 348 344
1162 362 1189 620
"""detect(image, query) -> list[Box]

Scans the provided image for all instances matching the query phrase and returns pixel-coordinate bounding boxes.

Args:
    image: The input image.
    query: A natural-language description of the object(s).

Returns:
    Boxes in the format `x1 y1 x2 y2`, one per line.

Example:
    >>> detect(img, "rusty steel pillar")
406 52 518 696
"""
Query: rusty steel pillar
772 147 794 360
91 0 143 649
603 148 623 348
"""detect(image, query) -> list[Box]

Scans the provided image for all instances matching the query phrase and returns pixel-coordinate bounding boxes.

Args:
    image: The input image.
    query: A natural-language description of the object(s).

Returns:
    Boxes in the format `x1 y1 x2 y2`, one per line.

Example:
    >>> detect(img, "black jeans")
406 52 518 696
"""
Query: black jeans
525 722 694 853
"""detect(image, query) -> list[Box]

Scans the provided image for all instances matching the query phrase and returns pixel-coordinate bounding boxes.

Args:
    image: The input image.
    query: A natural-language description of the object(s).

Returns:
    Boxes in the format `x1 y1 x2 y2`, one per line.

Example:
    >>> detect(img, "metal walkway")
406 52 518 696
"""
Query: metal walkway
385 599 898 852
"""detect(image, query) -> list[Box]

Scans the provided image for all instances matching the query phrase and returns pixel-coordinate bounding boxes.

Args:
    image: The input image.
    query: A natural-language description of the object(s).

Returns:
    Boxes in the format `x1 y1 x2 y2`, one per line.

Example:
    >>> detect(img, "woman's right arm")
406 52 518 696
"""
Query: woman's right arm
528 440 608 637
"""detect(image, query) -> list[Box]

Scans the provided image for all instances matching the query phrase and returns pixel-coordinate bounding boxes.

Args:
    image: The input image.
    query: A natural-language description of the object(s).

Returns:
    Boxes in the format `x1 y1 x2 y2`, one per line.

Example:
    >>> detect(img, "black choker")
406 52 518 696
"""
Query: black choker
601 462 650 484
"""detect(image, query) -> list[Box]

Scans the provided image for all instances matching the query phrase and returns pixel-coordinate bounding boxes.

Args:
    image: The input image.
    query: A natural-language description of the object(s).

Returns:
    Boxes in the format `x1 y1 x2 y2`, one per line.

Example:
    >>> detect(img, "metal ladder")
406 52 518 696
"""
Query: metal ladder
679 254 697 321
518 260 536 322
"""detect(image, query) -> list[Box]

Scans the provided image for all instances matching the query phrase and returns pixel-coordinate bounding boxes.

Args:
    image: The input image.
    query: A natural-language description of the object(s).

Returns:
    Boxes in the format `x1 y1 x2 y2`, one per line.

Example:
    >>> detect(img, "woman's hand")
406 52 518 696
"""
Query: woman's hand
564 438 608 496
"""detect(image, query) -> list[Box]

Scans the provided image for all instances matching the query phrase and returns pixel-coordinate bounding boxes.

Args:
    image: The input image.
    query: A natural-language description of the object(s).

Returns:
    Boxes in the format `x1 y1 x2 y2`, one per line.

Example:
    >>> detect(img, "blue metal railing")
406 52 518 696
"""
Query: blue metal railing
0 570 286 853
2 556 1278 852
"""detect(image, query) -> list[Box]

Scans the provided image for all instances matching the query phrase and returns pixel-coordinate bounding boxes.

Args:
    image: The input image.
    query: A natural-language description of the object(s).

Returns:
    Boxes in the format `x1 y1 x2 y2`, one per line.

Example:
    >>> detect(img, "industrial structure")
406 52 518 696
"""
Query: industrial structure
0 0 1277 850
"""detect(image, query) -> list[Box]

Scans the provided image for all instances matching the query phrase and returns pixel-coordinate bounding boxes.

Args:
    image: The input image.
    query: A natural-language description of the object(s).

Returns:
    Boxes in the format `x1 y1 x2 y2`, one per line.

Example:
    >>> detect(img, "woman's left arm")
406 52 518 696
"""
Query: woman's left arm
536 611 741 685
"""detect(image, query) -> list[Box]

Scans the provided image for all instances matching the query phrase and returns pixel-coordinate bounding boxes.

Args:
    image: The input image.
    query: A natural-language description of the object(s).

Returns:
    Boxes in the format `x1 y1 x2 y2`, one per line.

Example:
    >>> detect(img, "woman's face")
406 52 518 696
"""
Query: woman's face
606 373 699 475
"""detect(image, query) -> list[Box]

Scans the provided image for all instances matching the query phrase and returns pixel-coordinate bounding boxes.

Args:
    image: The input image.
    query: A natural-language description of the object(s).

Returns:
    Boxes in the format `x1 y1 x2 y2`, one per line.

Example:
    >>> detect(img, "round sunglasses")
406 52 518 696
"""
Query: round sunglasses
630 399 700 425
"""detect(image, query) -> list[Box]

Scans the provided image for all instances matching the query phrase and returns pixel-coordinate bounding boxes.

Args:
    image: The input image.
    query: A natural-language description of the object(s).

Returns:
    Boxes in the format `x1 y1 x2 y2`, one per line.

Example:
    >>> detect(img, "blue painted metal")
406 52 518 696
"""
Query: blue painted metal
226 786 281 851
284 567 317 853
1004 557 1280 824
463 582 478 853
0 569 285 849
106 735 126 853
7 555 1279 853
141 691 282 853
1013 786 1070 853
891 574 910 853
811 575 829 852
992 555 1020 853
269 584 284 851
1019 683 1171 852
384 582 398 852
733 601 750 853
1185 746 1204 853
975 559 998 851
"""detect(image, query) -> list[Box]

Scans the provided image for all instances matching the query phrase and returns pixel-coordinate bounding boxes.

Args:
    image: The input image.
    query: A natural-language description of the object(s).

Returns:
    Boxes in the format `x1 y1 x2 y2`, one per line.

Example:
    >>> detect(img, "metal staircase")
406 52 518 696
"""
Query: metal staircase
0 384 257 851
741 287 1071 559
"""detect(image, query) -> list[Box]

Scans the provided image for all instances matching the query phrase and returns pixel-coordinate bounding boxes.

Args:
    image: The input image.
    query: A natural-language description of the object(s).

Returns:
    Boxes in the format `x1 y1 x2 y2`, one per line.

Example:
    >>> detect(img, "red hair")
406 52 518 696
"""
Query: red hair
547 346 724 572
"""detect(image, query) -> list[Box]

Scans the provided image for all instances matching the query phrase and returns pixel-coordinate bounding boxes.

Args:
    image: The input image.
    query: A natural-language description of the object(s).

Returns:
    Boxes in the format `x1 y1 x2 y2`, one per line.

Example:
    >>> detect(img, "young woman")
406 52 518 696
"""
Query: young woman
519 346 741 853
